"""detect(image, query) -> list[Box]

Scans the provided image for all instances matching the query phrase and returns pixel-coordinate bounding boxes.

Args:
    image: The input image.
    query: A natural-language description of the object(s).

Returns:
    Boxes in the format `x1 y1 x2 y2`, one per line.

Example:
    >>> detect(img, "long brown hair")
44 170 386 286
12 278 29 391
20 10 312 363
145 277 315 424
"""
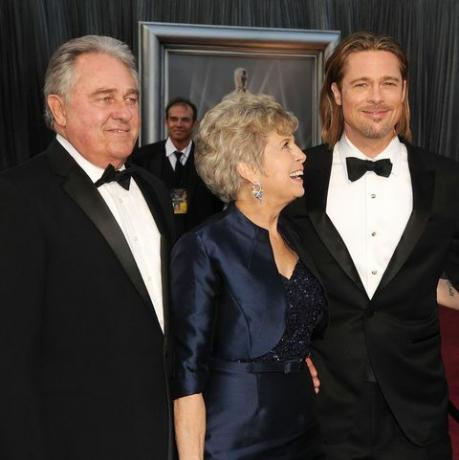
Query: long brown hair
321 31 412 148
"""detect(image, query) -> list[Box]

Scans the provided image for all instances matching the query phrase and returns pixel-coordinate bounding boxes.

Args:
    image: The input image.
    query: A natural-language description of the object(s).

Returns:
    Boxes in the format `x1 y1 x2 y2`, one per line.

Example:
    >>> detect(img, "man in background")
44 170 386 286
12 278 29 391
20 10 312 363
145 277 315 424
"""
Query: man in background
134 97 222 237
287 31 459 459
0 35 173 460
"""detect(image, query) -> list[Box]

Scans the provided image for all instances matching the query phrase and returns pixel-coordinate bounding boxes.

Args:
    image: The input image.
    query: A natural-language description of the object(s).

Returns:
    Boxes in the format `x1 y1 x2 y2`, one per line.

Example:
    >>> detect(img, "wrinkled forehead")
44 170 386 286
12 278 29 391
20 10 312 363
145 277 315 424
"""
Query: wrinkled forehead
70 52 139 91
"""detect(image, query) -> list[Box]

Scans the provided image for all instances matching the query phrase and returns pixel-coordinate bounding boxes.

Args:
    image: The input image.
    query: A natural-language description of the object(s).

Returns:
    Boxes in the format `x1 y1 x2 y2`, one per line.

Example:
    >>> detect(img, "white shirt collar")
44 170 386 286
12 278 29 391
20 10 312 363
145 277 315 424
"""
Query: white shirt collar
165 137 192 162
56 134 125 183
337 134 404 179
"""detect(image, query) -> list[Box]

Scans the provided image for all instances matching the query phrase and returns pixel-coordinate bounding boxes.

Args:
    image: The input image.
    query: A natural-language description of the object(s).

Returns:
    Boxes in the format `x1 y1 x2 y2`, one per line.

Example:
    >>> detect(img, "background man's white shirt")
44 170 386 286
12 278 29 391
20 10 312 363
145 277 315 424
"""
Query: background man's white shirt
165 137 192 170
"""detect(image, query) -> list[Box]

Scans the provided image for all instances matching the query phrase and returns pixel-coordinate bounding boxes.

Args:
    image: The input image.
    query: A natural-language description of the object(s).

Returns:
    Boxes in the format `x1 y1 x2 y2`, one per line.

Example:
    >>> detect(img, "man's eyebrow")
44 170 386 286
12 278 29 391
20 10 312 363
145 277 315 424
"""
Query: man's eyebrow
124 88 139 96
348 76 402 84
90 88 139 96
90 88 116 96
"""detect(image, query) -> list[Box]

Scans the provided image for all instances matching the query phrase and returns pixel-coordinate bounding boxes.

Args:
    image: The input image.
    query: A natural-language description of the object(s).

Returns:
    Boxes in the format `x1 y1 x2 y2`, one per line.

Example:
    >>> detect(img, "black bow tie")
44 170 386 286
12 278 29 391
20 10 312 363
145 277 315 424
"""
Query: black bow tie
346 157 393 182
94 164 134 190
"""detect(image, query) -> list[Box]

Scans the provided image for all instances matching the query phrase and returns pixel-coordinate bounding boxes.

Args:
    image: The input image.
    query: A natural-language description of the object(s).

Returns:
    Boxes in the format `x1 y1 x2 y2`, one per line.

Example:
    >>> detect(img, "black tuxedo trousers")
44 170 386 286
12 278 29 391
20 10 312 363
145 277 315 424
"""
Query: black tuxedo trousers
0 141 174 460
286 143 459 454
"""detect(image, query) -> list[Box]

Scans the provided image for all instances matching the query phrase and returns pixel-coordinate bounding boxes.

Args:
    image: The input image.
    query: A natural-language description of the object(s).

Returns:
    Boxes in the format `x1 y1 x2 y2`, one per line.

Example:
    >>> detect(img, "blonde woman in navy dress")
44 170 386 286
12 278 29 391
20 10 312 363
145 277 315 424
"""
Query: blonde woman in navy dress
171 94 327 460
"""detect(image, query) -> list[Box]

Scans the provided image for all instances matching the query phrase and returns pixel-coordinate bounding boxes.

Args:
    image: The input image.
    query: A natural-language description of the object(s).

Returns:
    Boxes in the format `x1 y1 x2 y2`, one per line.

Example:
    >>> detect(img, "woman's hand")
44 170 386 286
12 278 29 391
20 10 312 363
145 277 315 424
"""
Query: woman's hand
306 356 320 394
174 393 206 460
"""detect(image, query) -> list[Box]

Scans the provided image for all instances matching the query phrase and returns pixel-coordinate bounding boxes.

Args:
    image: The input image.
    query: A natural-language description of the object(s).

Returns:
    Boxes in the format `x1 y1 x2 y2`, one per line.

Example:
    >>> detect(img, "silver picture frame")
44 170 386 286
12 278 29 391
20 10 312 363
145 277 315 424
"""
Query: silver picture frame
138 22 340 148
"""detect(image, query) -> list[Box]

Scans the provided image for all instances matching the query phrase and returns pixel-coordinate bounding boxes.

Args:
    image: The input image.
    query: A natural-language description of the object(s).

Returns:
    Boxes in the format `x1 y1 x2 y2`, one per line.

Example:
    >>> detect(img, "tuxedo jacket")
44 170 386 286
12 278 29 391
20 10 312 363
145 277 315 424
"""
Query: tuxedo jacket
170 204 327 398
0 140 174 460
285 143 459 446
133 140 223 236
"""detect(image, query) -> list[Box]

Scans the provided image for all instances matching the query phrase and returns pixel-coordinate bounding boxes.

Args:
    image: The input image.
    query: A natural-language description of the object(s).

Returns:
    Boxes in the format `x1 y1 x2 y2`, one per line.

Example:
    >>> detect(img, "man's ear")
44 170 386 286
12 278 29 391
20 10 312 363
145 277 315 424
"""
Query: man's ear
331 82 342 106
236 161 259 184
47 95 67 128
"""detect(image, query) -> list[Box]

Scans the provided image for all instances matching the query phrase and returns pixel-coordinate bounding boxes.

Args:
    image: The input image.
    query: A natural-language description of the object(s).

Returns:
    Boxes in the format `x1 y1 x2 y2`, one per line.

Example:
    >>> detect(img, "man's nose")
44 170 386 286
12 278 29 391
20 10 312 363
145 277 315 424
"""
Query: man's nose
112 100 134 120
368 84 383 103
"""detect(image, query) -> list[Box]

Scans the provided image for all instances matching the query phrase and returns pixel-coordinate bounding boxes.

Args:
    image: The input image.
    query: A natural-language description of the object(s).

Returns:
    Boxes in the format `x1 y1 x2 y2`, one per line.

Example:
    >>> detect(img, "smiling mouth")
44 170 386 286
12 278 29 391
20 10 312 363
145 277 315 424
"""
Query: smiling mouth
289 170 304 181
106 128 130 134
362 108 390 118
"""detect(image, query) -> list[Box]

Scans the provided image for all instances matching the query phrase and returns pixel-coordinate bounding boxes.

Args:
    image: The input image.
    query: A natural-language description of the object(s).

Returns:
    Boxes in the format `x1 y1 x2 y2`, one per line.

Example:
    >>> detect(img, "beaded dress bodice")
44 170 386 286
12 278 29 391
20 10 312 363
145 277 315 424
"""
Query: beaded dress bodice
252 260 325 362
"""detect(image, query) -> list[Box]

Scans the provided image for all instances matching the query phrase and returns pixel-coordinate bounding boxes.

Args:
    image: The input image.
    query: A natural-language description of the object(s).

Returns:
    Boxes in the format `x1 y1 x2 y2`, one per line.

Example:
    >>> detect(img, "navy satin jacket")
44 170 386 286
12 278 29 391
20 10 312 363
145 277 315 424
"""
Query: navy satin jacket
170 203 326 398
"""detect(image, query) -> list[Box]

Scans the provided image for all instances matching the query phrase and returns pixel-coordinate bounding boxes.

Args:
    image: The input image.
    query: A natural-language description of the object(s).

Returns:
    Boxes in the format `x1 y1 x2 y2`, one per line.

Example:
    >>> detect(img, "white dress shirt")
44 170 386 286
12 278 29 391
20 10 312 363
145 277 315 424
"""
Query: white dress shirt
326 135 413 299
57 134 165 331
165 137 192 170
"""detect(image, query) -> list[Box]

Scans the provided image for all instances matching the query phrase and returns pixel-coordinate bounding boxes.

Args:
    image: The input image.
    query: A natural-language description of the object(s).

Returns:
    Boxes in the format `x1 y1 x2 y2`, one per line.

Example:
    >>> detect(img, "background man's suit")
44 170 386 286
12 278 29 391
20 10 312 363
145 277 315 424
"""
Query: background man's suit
133 140 222 236
0 140 174 460
287 143 459 451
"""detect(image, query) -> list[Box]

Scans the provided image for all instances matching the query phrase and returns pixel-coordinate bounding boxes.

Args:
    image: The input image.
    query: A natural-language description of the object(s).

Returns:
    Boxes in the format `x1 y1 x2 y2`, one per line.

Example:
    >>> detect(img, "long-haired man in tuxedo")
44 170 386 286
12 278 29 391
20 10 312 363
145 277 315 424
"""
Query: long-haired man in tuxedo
0 35 174 460
287 31 459 459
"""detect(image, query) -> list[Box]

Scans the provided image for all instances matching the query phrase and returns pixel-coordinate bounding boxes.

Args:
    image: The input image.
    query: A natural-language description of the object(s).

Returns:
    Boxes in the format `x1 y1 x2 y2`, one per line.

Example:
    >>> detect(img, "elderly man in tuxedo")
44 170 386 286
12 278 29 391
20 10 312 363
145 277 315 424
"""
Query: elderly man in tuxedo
287 32 459 460
0 35 174 460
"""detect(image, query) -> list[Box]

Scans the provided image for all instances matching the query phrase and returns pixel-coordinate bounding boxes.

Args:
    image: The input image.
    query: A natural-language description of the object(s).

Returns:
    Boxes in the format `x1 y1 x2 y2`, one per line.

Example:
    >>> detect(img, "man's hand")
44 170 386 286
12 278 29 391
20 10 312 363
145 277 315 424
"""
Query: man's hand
437 278 459 311
306 356 320 394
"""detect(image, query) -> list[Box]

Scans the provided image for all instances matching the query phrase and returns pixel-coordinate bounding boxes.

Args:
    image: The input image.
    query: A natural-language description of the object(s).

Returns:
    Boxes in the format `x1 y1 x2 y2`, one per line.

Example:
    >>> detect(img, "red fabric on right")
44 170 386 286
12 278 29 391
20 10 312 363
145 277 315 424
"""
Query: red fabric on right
440 306 459 460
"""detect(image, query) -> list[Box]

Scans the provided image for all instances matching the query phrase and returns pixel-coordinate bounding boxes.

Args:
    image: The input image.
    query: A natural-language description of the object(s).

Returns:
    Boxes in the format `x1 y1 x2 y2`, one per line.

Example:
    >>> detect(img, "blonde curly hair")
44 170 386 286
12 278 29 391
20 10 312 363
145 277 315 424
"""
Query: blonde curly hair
195 93 298 203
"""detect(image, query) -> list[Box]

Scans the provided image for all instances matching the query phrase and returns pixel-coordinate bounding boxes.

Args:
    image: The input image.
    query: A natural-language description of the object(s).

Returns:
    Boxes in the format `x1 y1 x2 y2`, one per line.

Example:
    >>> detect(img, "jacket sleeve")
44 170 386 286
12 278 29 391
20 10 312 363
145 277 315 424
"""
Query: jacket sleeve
0 178 45 459
170 231 220 399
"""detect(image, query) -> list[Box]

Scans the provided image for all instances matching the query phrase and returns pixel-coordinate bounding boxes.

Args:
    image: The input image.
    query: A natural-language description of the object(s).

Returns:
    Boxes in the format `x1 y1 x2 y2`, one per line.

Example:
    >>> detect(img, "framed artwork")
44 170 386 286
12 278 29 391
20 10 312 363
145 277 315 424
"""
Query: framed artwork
139 22 340 149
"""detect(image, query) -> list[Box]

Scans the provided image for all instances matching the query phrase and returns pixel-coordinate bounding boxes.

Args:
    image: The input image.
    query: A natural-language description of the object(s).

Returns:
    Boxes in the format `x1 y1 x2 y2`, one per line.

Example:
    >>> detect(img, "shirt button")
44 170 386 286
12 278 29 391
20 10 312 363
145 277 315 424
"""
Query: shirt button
371 270 378 275
371 231 376 237
370 193 376 199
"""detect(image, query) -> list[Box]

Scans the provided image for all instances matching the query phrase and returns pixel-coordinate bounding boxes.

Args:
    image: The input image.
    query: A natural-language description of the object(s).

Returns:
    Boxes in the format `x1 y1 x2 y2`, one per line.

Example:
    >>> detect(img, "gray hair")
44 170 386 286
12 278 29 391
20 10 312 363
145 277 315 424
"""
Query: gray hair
195 93 298 203
44 35 138 130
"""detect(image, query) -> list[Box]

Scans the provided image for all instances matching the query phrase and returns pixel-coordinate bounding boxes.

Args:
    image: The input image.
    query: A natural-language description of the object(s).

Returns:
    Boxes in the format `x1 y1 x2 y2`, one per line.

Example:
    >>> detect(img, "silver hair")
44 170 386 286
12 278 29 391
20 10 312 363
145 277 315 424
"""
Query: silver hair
43 35 138 130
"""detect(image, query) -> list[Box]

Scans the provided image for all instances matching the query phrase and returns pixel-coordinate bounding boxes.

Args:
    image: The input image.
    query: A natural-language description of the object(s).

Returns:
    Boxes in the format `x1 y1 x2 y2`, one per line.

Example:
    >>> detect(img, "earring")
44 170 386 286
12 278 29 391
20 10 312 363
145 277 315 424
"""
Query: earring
251 182 263 201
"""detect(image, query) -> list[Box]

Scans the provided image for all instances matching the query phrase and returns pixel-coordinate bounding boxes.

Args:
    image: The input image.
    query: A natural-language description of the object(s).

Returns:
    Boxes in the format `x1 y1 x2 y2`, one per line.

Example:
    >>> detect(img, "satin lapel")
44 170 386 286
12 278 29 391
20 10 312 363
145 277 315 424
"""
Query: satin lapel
47 144 154 312
376 147 434 292
132 168 169 237
306 150 365 290
132 168 172 336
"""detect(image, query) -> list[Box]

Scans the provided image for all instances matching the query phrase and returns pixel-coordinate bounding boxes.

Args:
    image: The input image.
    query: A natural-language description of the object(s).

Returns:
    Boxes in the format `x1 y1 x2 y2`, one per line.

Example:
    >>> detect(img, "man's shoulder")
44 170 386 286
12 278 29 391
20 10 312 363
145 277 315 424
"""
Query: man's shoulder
138 139 166 153
304 143 332 155
303 143 332 170
0 150 53 189
304 143 332 159
406 143 459 174
131 140 166 168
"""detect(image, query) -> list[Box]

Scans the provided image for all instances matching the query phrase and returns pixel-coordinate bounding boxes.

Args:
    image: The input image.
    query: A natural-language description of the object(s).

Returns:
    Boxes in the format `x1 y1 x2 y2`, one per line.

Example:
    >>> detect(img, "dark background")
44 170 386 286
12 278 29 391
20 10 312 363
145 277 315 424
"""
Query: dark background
1 0 458 170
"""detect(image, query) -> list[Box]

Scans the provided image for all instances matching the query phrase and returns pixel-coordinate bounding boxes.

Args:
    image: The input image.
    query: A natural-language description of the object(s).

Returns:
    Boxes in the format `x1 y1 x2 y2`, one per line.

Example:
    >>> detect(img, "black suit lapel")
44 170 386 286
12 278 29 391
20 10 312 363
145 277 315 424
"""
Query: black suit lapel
47 142 155 315
305 148 365 291
376 145 434 293
132 167 172 336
